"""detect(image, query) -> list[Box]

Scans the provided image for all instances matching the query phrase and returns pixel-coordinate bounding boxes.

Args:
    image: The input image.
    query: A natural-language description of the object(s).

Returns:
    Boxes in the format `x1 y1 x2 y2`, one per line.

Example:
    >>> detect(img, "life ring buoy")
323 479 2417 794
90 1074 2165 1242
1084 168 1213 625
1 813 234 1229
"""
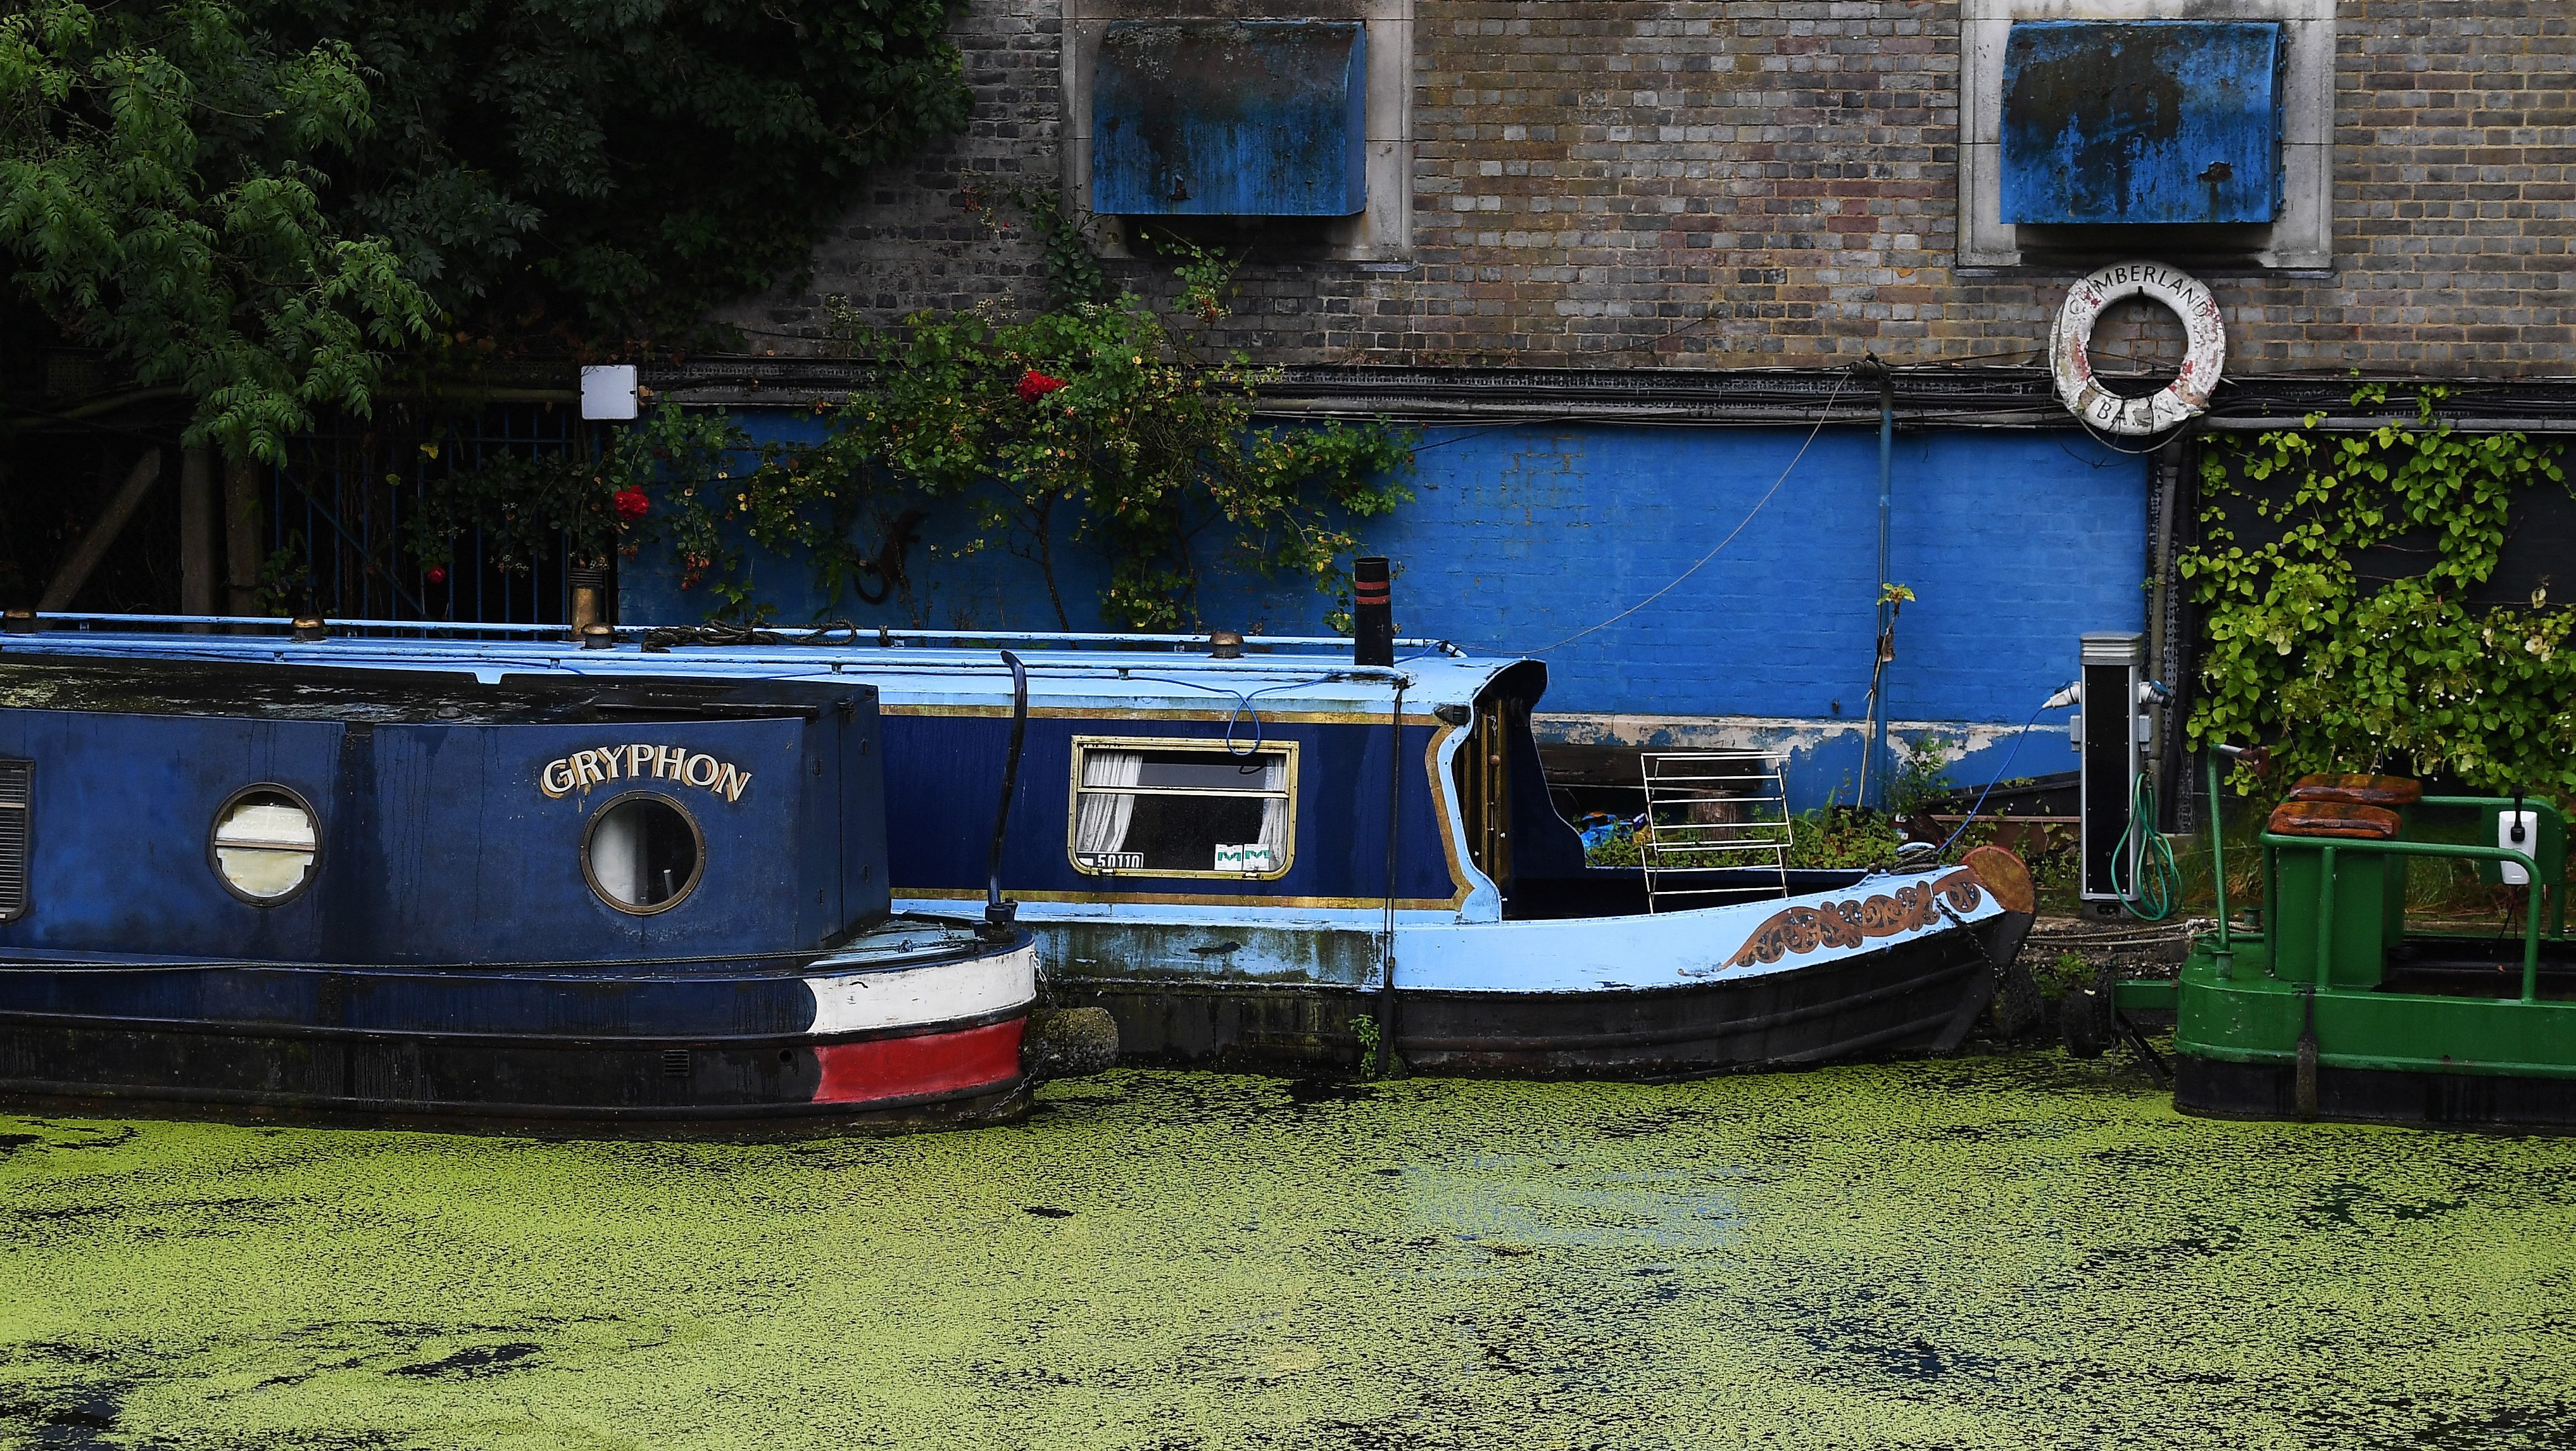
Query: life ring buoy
2051 261 2225 436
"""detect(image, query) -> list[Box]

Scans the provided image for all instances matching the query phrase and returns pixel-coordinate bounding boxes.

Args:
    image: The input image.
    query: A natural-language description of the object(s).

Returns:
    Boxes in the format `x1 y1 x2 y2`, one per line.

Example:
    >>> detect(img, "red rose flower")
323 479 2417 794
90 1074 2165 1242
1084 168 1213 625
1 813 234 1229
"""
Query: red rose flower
426 566 448 586
1016 370 1066 402
613 486 650 520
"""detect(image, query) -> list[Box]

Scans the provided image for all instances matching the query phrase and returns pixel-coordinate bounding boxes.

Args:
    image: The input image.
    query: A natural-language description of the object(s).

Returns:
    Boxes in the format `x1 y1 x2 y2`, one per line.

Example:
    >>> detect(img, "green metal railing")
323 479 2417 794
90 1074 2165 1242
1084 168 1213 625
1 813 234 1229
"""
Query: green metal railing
2258 835 2549 1002
2204 750 2244 973
2205 744 2566 999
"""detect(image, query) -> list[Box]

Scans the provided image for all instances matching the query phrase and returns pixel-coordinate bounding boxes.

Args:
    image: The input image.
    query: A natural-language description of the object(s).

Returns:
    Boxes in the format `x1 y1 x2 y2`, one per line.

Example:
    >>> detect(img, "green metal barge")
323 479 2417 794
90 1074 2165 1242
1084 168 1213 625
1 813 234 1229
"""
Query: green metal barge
2114 750 2575 1131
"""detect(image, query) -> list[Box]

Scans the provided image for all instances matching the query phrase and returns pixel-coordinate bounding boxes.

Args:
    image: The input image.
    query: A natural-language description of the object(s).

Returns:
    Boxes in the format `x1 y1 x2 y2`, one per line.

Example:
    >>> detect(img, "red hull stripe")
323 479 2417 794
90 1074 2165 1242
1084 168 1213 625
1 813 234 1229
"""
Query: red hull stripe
811 1019 1024 1105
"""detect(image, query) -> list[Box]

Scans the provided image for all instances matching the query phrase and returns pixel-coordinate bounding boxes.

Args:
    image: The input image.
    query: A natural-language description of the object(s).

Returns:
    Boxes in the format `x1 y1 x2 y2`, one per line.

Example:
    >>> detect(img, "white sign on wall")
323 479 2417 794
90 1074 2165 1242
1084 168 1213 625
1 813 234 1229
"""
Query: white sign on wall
580 364 639 421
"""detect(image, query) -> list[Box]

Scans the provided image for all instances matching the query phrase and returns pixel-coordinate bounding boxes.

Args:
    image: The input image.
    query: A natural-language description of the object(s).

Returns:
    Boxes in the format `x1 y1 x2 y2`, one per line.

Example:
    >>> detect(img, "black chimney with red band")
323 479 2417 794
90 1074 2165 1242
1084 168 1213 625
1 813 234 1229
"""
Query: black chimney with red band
1354 556 1393 667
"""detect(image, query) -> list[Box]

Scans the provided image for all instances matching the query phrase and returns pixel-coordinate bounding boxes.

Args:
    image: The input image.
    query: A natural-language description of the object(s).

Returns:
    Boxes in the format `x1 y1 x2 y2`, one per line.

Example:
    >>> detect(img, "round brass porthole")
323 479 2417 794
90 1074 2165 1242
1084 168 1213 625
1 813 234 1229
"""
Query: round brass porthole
208 784 322 906
582 791 705 915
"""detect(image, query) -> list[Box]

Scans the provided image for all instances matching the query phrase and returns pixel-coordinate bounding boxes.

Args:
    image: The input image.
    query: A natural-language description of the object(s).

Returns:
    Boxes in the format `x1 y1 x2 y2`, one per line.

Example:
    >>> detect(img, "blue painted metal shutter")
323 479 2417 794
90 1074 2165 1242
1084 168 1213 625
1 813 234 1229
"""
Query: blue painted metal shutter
1092 21 1366 217
1999 21 2282 225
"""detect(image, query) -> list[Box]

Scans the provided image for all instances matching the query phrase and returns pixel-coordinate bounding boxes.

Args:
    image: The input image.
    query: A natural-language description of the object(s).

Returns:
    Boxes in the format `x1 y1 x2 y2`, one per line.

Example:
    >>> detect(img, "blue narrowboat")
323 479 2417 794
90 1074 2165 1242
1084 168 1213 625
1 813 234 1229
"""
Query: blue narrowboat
0 649 1052 1128
4 614 2039 1079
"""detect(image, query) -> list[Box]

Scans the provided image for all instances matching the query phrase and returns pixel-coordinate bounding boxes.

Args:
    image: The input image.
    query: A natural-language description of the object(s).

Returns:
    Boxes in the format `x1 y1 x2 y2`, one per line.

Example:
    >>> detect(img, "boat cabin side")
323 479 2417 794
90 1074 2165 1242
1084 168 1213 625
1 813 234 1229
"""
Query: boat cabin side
0 657 888 966
0 630 1873 934
866 656 1859 926
810 656 1509 924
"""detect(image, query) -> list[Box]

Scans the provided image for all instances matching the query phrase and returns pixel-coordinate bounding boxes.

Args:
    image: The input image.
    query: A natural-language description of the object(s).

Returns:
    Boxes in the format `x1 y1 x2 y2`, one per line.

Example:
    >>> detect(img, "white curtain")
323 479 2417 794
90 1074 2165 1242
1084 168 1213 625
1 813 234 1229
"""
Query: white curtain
591 803 644 905
1075 748 1143 860
1255 753 1289 867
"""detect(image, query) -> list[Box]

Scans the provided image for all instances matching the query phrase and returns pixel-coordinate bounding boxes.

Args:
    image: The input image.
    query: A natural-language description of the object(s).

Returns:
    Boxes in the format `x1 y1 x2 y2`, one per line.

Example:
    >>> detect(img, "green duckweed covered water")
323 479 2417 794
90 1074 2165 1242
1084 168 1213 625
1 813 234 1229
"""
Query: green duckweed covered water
4 1053 2575 1448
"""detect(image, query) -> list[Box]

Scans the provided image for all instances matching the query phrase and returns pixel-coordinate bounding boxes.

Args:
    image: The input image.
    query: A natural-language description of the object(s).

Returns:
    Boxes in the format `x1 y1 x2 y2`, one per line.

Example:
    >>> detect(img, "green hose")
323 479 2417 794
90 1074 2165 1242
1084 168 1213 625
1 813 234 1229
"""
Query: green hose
2114 772 2182 922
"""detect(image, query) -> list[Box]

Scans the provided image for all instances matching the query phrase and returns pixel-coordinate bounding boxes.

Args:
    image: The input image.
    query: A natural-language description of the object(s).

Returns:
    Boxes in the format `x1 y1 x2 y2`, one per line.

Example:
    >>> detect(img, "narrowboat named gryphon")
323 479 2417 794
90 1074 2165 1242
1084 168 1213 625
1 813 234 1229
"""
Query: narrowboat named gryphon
8 608 2039 1081
0 651 1077 1129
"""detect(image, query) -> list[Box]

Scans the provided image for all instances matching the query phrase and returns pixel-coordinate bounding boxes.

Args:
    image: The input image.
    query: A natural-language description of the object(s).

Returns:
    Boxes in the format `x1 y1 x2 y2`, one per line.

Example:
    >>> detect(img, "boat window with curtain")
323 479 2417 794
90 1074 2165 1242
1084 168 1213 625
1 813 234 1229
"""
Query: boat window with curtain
1069 738 1297 878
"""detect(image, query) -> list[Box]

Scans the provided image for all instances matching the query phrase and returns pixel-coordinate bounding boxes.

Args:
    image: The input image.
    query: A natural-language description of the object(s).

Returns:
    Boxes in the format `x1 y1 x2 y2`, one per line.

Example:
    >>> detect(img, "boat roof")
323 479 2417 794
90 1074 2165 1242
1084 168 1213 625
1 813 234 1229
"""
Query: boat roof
0 616 1540 716
0 651 864 723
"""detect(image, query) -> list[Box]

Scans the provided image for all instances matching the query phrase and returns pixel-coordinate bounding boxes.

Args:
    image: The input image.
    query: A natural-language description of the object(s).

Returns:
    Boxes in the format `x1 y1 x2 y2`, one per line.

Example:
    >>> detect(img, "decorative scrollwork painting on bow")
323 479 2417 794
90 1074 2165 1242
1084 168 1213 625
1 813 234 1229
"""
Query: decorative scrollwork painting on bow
1725 869 1984 969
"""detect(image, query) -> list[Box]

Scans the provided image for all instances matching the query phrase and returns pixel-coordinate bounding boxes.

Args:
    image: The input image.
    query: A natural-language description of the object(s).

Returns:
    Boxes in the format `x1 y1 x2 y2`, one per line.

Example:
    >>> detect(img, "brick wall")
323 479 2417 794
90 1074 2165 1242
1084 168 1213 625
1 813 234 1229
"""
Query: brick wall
723 0 1064 340
712 1 2572 377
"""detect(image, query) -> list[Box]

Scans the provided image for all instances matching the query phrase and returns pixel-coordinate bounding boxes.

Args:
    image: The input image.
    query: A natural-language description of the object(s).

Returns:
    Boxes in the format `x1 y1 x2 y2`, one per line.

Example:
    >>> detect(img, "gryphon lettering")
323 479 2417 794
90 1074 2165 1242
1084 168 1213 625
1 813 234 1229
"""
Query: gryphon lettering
540 746 751 801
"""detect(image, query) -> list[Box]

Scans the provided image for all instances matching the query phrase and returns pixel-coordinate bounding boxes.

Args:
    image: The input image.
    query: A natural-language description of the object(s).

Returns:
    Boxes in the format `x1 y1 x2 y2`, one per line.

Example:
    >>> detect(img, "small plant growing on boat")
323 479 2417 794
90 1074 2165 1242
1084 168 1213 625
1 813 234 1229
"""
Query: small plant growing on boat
1581 815 1643 867
1785 806 1904 870
1584 803 1938 872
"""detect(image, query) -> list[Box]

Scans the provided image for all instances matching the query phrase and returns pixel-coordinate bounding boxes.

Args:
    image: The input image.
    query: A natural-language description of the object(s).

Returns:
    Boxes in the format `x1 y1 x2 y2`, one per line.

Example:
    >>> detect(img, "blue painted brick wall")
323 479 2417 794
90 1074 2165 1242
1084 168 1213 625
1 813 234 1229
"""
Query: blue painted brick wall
624 418 2146 802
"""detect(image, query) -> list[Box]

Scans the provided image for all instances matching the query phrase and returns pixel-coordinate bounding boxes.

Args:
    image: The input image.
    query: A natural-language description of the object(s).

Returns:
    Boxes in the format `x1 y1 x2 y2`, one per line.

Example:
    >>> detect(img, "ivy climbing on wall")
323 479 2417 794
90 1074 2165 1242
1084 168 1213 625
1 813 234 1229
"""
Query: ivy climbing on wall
2181 386 2574 794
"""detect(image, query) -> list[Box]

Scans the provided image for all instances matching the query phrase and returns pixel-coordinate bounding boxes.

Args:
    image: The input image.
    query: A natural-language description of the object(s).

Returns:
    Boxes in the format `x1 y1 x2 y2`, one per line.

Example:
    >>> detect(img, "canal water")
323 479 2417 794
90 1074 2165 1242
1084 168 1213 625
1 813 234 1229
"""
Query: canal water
3 1051 2572 1448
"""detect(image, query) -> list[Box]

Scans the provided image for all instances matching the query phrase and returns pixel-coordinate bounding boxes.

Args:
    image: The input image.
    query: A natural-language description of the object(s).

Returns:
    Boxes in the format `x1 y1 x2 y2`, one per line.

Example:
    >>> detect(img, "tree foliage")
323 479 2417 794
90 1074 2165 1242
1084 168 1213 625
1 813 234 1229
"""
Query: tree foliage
816 251 1415 629
3 0 970 465
251 0 971 348
2181 386 2576 795
0 0 432 461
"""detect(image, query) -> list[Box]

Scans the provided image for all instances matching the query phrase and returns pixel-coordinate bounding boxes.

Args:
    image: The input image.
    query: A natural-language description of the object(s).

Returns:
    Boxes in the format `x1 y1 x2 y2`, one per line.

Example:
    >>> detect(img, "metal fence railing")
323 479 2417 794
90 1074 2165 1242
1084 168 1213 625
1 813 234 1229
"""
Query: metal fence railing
258 403 601 625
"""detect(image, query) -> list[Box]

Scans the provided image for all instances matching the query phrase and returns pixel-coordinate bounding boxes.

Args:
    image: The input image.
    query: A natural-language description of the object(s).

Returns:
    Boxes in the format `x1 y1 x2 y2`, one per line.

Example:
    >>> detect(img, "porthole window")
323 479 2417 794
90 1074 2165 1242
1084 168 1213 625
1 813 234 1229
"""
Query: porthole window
1067 736 1297 879
584 793 703 914
210 786 319 904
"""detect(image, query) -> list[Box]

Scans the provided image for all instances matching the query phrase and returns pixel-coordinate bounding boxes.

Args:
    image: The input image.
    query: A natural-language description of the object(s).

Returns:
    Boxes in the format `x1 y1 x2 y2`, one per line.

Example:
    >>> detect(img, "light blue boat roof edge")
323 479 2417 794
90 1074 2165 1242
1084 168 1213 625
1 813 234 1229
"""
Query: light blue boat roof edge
2 614 1537 715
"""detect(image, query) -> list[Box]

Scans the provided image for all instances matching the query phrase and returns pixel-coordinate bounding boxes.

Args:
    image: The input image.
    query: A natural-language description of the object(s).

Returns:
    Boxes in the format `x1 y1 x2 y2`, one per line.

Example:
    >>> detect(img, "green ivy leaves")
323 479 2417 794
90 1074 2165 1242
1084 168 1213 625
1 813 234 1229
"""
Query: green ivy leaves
2182 387 2574 795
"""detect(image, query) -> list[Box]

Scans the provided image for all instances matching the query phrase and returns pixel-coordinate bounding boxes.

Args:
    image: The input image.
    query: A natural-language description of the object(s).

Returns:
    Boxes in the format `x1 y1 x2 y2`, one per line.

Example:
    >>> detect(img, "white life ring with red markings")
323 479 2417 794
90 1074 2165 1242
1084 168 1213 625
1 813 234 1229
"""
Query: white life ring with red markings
2050 261 2226 436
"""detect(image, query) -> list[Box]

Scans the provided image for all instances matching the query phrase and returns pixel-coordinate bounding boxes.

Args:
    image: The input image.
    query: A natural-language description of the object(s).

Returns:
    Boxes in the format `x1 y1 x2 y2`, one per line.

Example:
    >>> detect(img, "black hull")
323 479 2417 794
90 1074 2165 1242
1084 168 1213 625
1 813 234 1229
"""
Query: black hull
0 1011 1033 1133
0 920 1038 1131
1055 911 2028 1079
1056 978 1379 1073
1397 915 2010 1079
2175 1054 2576 1134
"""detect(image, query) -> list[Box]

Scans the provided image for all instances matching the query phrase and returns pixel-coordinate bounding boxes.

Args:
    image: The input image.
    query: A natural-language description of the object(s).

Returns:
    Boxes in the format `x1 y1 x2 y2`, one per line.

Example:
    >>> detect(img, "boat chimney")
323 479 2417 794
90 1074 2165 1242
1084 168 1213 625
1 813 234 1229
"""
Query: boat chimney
1354 556 1393 667
1207 630 1245 659
568 563 609 635
291 616 329 643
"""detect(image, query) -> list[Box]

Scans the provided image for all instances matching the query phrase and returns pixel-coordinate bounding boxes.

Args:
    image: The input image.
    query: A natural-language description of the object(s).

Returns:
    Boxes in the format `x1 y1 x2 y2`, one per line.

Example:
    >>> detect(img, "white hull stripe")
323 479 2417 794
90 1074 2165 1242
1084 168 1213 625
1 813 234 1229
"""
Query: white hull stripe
804 944 1038 1036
